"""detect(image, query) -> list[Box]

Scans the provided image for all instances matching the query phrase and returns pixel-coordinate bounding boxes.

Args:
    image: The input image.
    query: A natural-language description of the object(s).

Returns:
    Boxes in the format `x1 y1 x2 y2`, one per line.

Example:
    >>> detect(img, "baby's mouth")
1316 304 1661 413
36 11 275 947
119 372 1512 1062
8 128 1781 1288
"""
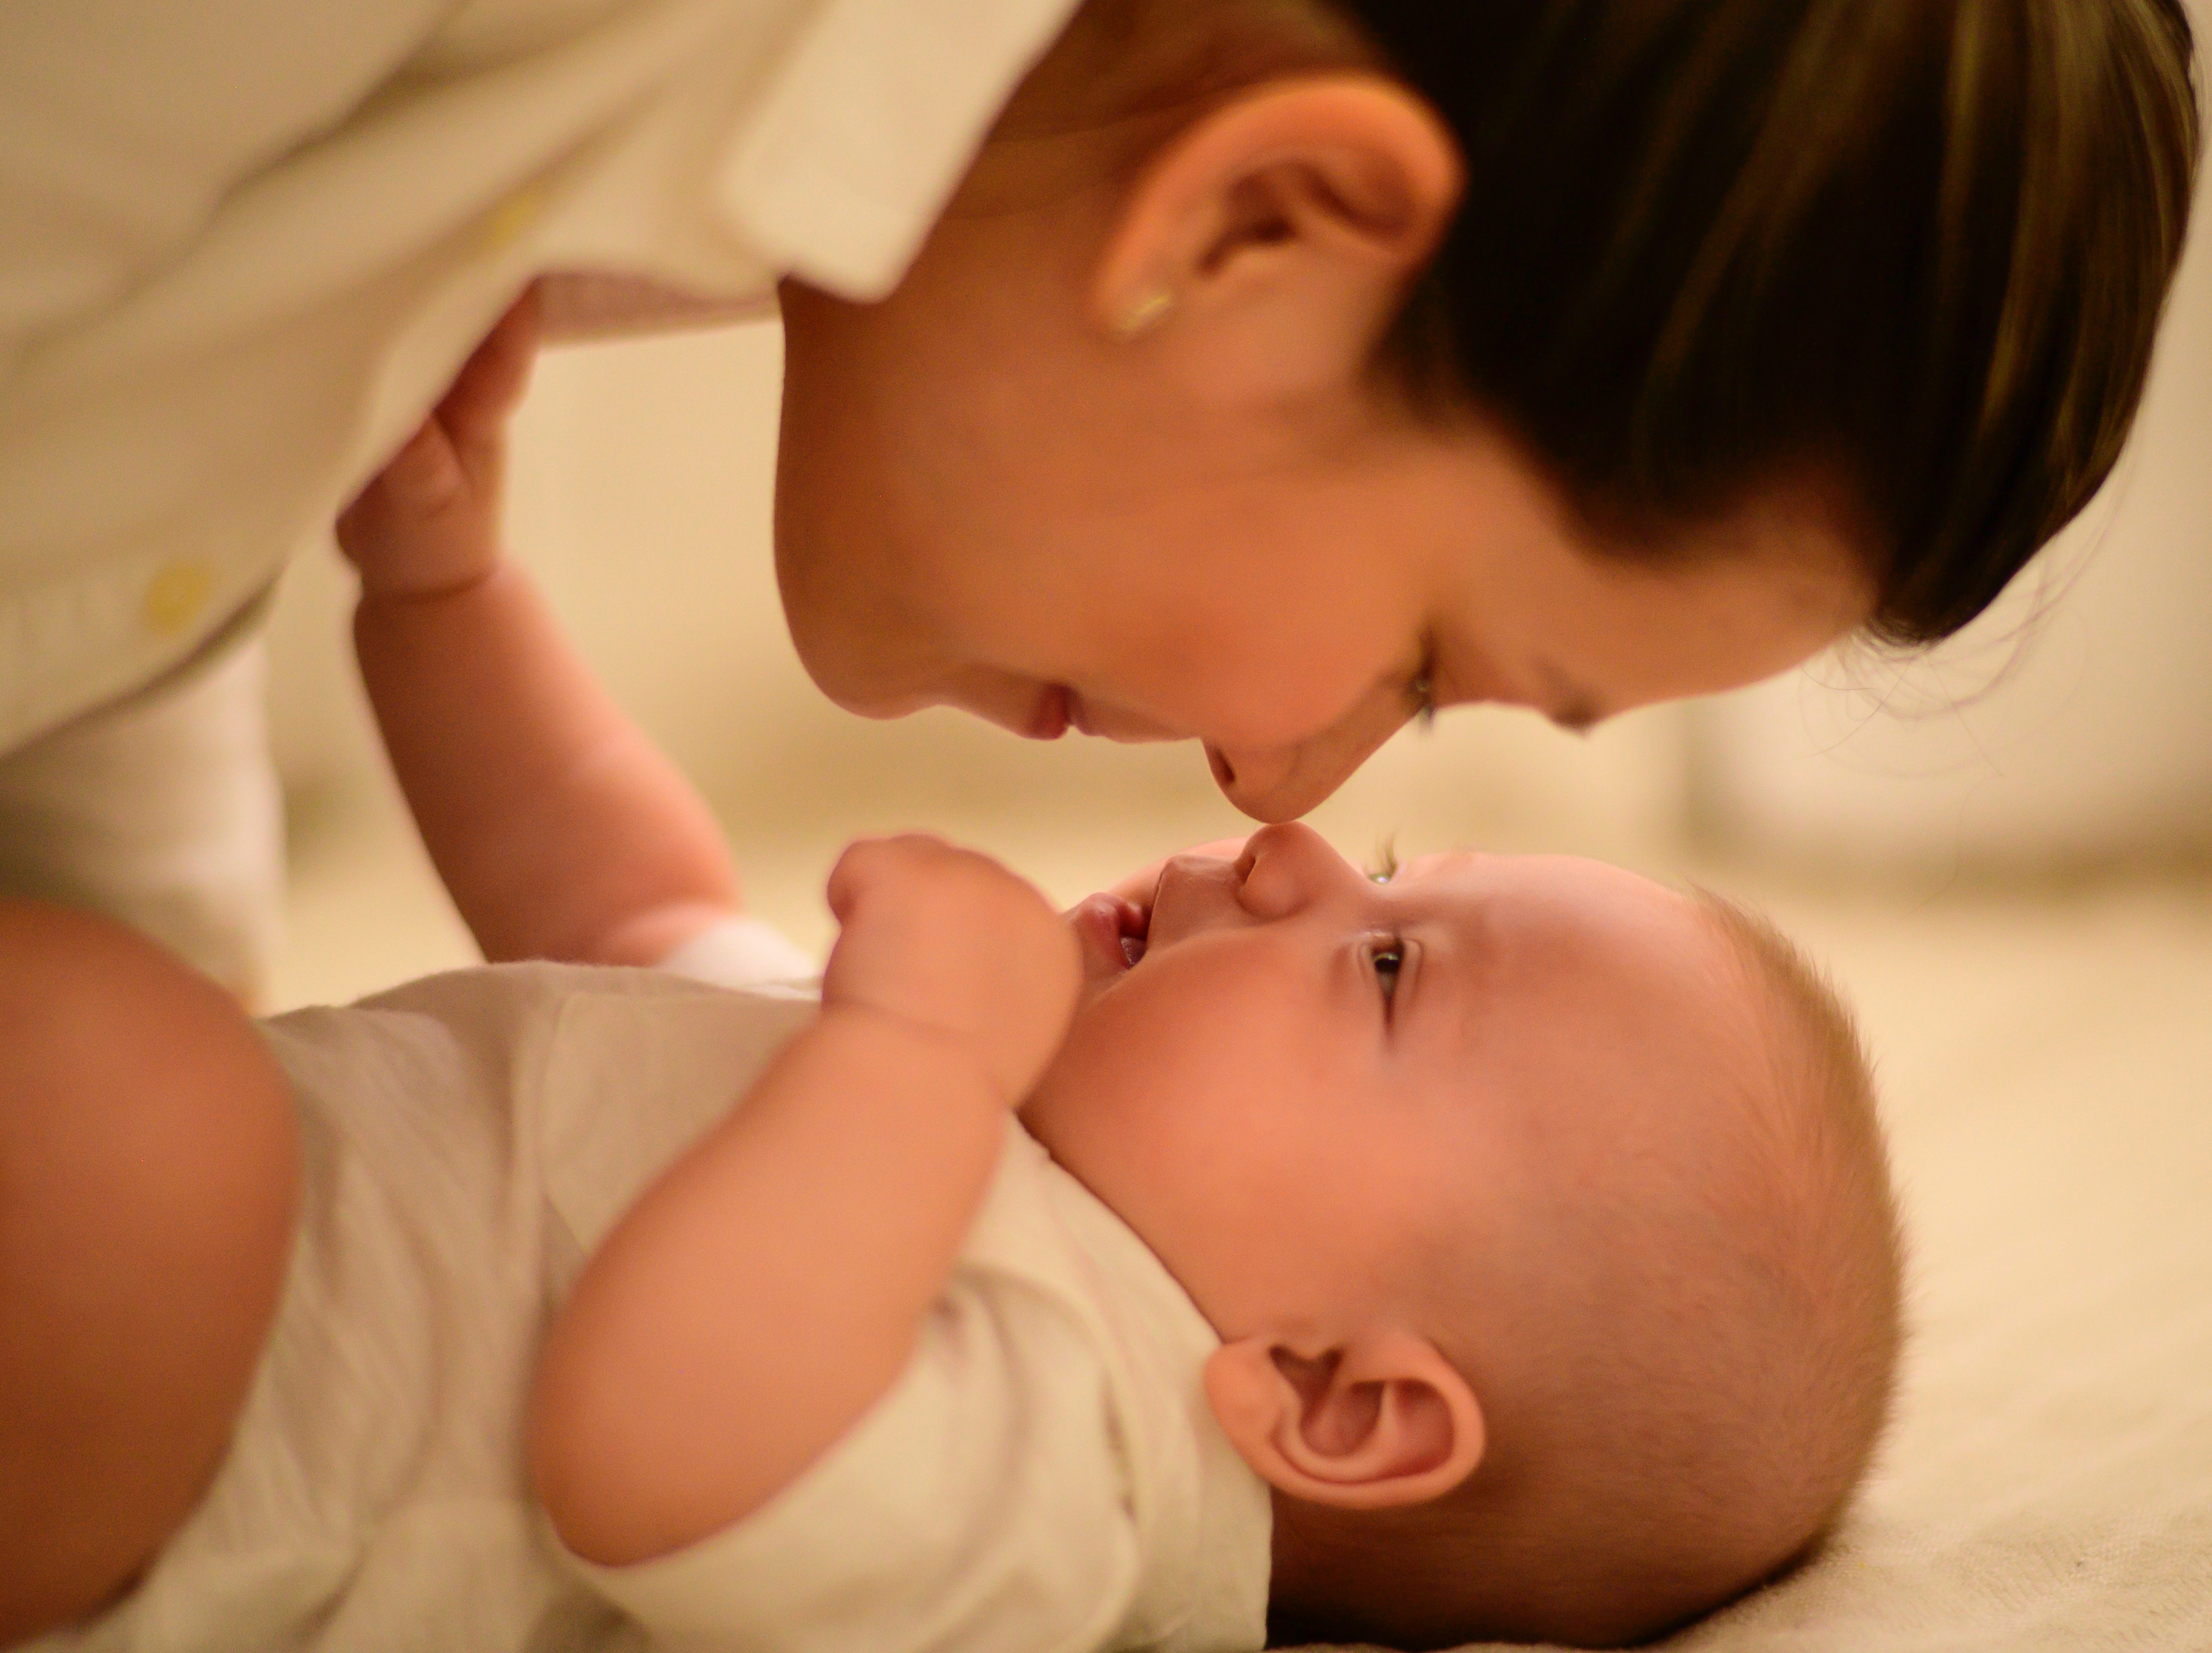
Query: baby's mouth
1121 916 1148 968
1068 892 1149 992
1109 892 1151 968
1122 871 1162 966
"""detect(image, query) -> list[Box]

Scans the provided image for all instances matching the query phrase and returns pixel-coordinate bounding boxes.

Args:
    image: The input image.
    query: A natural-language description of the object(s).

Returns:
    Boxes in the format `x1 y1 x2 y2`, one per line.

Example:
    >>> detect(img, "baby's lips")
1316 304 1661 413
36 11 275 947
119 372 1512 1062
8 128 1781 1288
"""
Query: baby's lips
1067 893 1146 981
1114 893 1149 964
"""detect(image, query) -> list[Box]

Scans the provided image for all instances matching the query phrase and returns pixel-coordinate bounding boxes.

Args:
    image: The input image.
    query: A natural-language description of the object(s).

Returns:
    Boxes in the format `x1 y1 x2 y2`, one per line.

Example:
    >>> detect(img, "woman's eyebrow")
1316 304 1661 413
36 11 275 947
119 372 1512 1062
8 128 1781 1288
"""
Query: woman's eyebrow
1365 837 1401 883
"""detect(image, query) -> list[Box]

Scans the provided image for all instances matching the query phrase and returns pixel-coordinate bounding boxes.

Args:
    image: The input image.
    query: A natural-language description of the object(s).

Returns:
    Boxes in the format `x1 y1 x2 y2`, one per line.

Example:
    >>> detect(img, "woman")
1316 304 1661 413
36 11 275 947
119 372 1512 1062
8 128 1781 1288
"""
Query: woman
0 0 2196 989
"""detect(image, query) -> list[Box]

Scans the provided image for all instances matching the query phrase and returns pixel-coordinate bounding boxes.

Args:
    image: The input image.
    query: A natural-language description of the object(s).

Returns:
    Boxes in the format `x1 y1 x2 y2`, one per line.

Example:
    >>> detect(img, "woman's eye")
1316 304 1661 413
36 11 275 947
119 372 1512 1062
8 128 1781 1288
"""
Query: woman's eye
1407 663 1437 729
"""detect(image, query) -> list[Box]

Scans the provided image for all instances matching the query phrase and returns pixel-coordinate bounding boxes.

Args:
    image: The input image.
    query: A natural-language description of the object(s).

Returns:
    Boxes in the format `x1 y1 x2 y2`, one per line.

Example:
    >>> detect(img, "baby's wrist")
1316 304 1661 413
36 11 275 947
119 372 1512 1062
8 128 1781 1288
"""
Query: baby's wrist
815 998 1020 1110
353 556 508 609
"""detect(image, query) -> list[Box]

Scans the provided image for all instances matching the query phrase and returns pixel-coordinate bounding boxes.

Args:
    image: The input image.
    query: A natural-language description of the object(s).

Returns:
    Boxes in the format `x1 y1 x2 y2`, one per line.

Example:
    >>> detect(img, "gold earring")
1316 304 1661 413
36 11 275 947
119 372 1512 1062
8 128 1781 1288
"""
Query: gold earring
1113 287 1175 339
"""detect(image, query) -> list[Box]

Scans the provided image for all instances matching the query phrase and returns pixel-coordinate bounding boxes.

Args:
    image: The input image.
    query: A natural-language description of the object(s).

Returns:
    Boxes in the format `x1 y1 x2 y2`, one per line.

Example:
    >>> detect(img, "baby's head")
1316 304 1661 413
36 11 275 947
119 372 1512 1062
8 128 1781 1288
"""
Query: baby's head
1023 824 1901 1646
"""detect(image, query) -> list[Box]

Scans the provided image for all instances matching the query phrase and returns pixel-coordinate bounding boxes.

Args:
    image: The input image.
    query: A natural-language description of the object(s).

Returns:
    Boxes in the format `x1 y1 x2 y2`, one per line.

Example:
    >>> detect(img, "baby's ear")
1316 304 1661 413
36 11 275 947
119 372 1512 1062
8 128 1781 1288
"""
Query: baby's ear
1204 1331 1483 1510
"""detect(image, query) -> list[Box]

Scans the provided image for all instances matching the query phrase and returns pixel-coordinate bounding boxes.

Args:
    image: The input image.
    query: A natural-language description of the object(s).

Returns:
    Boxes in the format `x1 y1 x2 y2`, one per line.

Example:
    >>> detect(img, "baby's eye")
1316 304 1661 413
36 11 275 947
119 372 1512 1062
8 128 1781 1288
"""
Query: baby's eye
1368 941 1405 1001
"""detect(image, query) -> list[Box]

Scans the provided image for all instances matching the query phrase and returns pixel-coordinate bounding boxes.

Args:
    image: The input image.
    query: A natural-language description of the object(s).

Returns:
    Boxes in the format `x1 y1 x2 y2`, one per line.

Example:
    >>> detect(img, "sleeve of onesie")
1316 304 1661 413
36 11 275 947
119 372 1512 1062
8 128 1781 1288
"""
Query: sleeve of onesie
555 1268 1144 1653
652 915 819 992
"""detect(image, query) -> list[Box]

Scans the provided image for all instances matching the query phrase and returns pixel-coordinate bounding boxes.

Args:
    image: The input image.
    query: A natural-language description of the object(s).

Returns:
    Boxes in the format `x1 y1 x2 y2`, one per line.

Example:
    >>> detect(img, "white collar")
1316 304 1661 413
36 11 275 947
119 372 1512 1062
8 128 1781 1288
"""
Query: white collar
716 0 1086 299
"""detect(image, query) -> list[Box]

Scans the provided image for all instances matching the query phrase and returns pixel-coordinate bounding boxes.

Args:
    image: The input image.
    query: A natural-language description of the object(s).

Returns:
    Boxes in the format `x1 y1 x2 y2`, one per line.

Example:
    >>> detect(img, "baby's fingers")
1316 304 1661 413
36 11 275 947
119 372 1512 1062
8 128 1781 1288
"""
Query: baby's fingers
824 834 935 925
334 417 470 574
347 419 465 521
822 836 1078 1101
435 287 541 455
336 294 539 596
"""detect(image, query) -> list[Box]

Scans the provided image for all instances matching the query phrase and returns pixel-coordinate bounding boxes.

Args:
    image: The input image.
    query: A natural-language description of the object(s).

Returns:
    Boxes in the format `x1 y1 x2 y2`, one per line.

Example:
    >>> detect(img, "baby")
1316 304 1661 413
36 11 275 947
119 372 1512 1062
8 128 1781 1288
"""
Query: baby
0 320 1902 1653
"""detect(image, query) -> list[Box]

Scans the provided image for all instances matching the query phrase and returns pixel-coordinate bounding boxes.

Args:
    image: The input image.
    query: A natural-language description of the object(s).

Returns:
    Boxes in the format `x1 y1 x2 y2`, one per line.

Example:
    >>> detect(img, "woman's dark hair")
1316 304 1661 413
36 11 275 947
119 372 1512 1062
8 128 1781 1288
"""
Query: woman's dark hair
1340 0 2200 642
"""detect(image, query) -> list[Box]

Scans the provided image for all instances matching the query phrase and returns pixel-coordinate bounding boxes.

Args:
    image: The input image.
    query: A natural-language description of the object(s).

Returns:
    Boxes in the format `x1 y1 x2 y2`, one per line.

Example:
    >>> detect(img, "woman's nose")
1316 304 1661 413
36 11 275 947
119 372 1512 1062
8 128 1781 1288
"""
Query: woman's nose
1234 822 1354 920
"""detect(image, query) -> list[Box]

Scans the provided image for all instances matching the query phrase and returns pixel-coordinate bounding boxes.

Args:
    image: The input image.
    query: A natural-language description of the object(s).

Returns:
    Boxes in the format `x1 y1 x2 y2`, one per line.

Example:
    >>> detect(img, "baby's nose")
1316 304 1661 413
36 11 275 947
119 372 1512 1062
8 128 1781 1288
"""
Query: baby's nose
1141 850 1256 950
1234 822 1349 919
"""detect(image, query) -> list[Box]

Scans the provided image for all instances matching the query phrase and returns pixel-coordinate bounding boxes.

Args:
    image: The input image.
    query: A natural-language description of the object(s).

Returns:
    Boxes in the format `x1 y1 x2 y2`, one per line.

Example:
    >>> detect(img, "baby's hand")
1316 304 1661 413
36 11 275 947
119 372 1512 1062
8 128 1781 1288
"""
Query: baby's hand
822 835 1081 1107
336 288 540 600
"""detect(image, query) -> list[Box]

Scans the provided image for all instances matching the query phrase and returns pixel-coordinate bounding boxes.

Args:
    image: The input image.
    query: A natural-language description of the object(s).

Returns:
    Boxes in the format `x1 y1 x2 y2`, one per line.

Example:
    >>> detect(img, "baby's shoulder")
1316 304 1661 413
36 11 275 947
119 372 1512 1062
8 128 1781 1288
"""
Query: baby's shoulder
262 963 815 1171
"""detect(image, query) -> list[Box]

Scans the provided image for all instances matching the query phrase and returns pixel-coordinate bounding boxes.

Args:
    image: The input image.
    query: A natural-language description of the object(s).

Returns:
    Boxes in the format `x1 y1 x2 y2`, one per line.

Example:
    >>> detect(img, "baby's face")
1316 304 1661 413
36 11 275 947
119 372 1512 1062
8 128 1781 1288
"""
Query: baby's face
1020 823 1759 1339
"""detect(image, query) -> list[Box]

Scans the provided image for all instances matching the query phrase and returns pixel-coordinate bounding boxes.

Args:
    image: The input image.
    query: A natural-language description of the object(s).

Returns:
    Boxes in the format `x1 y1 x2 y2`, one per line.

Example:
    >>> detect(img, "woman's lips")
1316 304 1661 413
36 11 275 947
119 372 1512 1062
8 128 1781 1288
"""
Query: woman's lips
1027 687 1181 744
1026 684 1071 741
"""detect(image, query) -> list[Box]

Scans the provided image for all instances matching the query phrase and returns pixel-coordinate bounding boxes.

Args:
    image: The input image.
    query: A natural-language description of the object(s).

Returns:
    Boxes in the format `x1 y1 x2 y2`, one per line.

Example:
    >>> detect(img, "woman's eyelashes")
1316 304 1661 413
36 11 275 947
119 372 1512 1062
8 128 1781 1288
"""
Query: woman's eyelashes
1405 654 1438 729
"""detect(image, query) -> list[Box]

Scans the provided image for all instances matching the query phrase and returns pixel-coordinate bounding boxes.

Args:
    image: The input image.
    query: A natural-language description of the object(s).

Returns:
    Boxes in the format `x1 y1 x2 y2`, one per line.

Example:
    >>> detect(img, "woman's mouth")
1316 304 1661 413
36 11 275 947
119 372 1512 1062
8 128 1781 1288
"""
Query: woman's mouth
1066 689 1097 738
1025 685 1104 741
1025 684 1072 740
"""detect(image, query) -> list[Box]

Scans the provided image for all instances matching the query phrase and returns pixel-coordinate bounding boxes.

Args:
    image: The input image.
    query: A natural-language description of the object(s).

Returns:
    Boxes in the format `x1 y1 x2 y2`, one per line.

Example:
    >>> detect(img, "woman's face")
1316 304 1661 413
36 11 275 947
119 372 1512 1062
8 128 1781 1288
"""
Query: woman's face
773 138 1872 823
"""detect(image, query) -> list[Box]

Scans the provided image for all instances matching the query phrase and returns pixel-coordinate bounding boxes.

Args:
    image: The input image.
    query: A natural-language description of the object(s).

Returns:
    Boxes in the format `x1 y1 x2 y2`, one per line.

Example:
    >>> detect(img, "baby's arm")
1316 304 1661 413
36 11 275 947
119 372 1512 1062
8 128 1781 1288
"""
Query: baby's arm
335 290 738 967
529 835 1081 1566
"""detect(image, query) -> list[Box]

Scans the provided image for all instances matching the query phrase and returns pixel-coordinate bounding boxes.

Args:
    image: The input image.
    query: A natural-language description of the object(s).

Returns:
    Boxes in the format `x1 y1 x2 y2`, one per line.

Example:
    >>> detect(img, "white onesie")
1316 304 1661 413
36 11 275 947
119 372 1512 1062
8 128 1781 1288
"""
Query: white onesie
20 950 1271 1653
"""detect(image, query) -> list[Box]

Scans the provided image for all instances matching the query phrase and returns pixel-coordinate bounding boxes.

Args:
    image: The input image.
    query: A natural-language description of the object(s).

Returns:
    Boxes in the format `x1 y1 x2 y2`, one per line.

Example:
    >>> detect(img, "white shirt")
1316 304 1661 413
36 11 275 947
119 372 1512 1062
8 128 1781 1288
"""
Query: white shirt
0 0 1081 752
22 953 1271 1653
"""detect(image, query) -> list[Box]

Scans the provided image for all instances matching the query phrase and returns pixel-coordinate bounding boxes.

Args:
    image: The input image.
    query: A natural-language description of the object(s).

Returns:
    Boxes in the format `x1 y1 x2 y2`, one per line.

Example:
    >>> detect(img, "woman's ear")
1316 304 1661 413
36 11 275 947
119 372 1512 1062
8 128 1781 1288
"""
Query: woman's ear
1204 1329 1484 1511
1091 74 1461 408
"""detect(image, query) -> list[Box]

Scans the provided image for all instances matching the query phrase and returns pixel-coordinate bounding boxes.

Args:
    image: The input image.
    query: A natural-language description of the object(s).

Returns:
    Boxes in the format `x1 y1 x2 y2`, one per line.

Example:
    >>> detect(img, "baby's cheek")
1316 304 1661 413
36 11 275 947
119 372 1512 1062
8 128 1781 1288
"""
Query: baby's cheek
1020 1020 1134 1156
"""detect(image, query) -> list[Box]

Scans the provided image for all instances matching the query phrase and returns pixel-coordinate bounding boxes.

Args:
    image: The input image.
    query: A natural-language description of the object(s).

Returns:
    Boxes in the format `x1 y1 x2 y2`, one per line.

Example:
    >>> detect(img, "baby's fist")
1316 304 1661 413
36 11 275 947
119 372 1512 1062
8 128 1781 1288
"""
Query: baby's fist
822 836 1080 1106
336 289 539 600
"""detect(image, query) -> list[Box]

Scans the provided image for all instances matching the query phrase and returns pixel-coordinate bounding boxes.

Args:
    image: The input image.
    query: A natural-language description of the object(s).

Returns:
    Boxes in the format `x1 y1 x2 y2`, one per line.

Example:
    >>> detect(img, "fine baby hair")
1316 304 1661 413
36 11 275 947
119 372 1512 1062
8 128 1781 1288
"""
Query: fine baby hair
1270 890 1903 1651
1194 0 2200 640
